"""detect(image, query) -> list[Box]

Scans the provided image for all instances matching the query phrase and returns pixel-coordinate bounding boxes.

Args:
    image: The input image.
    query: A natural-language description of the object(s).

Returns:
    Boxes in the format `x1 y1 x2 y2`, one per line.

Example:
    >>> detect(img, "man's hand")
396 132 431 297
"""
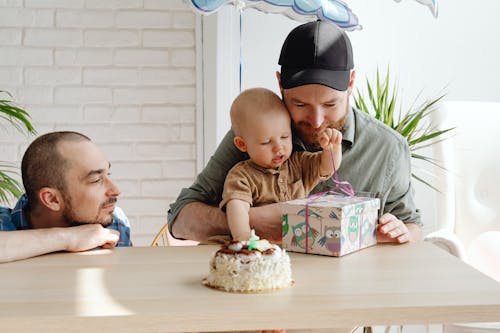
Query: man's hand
249 203 283 244
64 224 119 252
376 213 412 244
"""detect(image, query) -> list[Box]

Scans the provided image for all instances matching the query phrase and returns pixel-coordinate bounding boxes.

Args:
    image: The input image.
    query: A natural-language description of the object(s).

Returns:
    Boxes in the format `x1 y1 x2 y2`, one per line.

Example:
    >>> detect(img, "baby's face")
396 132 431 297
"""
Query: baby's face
243 109 293 169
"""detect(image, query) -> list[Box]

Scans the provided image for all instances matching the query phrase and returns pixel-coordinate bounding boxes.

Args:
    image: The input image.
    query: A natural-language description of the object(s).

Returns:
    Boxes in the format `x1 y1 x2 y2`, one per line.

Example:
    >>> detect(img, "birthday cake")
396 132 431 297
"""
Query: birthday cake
204 232 293 293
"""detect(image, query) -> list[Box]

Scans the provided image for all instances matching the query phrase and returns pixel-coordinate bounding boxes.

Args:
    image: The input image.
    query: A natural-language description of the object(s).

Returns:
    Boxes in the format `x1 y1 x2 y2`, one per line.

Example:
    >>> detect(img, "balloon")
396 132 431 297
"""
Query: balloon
187 0 360 30
394 0 438 18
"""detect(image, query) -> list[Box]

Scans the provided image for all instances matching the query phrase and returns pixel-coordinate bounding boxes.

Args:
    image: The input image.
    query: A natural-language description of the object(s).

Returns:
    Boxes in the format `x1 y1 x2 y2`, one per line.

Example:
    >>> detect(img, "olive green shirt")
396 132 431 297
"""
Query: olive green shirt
220 151 331 209
168 107 421 231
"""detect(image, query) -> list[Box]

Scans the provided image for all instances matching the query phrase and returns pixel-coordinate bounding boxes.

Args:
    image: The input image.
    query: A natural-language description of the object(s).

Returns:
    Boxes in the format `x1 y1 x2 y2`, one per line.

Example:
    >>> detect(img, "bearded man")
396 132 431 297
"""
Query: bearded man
168 21 422 244
0 131 131 263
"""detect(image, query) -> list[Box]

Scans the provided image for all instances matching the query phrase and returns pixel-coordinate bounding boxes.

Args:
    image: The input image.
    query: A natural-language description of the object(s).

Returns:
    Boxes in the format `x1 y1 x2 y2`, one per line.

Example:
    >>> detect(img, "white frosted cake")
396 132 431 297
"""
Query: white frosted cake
204 233 293 293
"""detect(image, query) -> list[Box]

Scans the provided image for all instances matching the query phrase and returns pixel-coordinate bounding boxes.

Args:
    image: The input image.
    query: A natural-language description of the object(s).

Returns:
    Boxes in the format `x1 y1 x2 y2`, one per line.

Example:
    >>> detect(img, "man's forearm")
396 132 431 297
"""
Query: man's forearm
249 203 283 243
407 222 423 242
1 225 119 264
171 202 284 243
0 229 66 263
171 202 230 242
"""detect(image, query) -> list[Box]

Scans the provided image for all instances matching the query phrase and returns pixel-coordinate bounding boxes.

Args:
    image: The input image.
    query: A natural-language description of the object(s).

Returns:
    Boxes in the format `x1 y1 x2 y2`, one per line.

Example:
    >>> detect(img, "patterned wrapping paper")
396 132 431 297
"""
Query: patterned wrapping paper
281 194 380 257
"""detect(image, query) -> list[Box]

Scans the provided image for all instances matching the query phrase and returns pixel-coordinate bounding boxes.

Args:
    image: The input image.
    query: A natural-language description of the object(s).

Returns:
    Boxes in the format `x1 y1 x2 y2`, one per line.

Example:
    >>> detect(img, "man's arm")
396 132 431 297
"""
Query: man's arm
171 202 230 241
172 202 283 243
377 137 423 244
407 222 422 240
0 224 119 263
249 203 283 243
168 131 248 240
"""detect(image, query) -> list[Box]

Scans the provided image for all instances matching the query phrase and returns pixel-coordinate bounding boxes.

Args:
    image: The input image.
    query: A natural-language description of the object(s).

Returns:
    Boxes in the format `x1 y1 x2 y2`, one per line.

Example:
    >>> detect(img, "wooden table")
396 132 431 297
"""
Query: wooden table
1 242 500 332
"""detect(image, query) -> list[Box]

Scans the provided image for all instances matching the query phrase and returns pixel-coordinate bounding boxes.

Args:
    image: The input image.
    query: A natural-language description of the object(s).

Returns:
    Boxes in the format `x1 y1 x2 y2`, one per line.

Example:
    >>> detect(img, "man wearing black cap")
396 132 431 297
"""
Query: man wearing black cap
168 21 422 244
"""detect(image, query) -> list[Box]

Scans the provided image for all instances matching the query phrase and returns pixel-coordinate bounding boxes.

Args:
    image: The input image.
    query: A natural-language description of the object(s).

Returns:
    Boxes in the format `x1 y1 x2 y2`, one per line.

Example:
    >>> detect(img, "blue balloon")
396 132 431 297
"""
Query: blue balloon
188 0 438 29
188 0 360 30
191 0 227 12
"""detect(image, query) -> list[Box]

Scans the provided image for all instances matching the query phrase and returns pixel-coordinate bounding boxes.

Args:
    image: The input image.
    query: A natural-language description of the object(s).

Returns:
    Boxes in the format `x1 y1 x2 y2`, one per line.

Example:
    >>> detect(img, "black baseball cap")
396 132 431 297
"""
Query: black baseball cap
279 21 354 91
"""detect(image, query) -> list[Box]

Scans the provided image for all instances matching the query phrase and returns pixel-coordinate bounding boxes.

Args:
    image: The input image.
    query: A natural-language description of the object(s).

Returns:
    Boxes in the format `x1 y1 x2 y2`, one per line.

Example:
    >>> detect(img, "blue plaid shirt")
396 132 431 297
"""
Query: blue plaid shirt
0 194 132 247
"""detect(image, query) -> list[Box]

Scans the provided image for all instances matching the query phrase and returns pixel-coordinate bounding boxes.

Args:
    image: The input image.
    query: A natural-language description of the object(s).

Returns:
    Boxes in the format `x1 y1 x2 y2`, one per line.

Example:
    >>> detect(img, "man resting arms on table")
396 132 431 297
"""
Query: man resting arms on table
0 131 131 263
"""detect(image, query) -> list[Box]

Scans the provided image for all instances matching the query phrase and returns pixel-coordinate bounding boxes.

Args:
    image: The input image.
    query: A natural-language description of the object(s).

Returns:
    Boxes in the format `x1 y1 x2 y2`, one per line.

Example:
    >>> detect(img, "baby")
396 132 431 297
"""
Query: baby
220 87 342 241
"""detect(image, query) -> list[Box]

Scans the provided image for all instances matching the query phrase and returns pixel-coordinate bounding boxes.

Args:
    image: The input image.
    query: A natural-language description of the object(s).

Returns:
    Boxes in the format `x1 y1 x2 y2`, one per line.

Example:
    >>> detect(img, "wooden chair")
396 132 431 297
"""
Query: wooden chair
151 224 171 246
151 224 199 247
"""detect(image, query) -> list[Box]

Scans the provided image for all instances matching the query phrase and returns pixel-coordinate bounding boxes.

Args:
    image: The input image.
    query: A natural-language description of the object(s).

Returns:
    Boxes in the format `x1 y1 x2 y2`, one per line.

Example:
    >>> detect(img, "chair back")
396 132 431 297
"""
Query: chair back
432 101 500 250
151 224 171 246
150 224 199 246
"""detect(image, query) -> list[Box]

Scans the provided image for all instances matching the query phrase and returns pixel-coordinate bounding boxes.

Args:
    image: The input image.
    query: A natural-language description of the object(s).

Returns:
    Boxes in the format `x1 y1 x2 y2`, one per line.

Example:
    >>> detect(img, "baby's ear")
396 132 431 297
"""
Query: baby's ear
233 136 247 152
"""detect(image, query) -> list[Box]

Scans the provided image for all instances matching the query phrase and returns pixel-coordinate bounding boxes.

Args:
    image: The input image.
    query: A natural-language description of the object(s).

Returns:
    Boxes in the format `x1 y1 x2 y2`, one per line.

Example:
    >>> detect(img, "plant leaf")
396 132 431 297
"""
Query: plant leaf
409 127 455 146
0 168 22 204
411 172 442 192
351 68 453 192
0 91 36 204
0 91 37 135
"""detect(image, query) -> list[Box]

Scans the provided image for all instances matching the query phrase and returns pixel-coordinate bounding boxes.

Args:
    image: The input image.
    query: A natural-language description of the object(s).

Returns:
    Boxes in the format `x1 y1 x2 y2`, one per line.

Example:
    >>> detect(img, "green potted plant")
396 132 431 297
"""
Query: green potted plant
0 90 36 204
353 68 453 191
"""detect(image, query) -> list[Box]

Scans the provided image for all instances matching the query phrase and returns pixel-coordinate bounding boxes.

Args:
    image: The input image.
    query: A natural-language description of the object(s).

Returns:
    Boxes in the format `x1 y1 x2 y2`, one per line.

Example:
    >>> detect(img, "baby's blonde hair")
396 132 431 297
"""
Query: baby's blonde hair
230 87 288 137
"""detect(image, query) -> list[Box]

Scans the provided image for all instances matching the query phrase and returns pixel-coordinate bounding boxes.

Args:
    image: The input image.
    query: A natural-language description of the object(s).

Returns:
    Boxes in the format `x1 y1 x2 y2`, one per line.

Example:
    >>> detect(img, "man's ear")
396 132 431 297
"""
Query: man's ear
276 71 283 92
233 136 247 152
347 70 356 96
38 187 63 212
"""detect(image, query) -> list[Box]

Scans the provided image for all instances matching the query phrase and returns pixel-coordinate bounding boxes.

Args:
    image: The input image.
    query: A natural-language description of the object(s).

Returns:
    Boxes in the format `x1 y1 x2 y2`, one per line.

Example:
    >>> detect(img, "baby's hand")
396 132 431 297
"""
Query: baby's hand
319 128 343 171
319 128 342 150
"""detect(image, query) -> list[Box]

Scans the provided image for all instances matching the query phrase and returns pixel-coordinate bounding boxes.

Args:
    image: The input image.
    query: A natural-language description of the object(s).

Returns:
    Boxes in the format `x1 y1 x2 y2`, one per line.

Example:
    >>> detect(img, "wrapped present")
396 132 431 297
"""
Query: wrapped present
281 194 380 257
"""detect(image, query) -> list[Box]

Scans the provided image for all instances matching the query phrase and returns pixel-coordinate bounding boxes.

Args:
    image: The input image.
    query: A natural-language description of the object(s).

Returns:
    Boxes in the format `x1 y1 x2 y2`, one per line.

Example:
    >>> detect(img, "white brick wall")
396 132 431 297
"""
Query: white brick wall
0 0 197 246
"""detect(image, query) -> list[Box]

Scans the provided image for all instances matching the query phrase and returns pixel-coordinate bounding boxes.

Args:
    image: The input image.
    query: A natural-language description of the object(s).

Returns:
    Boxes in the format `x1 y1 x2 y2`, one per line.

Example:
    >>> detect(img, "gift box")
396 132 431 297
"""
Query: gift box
281 194 380 256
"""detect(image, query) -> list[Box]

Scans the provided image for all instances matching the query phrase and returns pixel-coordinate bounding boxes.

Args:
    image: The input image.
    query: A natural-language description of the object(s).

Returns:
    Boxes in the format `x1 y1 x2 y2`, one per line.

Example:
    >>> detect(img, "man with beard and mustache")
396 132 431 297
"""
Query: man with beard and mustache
168 20 422 245
0 131 131 263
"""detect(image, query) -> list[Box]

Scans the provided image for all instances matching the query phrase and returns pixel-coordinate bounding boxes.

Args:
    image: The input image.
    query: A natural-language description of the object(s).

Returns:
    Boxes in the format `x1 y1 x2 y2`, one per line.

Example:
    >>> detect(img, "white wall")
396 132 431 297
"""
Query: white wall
199 7 241 166
0 0 197 245
240 0 500 102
